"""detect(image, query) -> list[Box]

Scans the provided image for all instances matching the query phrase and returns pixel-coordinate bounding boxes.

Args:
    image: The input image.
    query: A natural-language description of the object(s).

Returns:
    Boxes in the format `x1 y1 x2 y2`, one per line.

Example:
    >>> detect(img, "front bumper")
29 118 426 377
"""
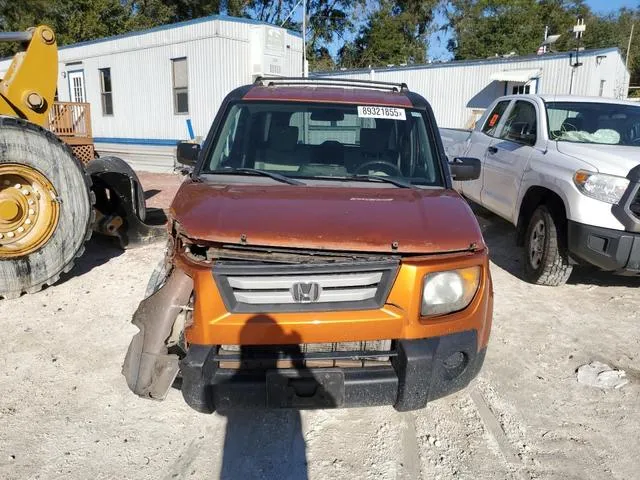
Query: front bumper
568 221 640 274
179 330 485 413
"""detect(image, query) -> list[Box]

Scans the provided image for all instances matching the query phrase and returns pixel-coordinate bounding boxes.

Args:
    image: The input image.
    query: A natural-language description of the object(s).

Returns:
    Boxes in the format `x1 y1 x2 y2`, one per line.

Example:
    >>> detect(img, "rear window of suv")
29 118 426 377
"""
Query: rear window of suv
201 102 445 187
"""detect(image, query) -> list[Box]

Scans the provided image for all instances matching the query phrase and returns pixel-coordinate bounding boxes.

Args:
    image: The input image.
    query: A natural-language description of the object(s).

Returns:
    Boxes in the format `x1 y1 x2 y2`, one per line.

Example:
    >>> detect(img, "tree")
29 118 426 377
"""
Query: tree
338 0 438 68
0 0 132 56
447 0 550 59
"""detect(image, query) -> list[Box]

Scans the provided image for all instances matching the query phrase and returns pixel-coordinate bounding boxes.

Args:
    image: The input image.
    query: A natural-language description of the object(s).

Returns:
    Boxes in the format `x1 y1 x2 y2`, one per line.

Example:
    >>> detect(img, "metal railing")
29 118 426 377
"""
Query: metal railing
47 102 92 138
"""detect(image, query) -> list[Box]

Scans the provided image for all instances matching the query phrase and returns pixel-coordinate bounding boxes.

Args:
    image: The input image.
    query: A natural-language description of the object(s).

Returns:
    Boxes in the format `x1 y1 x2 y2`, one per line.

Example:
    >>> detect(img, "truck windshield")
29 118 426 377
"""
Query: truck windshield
201 102 444 187
547 101 640 147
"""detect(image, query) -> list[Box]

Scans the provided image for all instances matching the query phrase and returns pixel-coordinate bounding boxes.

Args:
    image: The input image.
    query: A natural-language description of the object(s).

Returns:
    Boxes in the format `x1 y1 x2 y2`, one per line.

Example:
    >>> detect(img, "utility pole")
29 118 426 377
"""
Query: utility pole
626 23 635 70
302 0 308 77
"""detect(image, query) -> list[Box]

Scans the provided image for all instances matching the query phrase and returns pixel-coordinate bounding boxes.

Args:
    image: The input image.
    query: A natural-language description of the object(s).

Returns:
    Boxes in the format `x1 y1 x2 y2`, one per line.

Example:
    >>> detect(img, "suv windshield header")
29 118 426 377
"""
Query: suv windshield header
547 101 640 147
200 101 445 187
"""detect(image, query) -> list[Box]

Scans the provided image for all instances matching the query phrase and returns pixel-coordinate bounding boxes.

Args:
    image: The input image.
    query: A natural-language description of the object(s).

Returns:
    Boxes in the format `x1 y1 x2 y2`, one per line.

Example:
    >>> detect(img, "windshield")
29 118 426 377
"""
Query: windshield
546 101 640 146
201 101 444 186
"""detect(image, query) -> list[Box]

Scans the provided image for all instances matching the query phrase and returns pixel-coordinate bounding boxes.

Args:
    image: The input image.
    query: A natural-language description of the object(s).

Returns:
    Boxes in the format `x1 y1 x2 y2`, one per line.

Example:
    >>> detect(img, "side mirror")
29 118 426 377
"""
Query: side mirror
449 157 481 181
176 142 200 167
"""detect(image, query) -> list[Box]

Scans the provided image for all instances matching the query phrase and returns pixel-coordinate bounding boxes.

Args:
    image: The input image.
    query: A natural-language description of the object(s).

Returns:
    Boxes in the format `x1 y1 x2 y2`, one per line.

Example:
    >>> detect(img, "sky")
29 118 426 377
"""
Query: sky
427 0 639 60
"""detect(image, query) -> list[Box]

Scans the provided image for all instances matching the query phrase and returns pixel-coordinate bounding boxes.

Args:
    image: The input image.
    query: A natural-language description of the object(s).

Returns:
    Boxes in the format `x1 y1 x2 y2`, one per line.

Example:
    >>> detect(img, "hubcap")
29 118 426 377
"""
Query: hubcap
0 164 60 257
529 219 546 269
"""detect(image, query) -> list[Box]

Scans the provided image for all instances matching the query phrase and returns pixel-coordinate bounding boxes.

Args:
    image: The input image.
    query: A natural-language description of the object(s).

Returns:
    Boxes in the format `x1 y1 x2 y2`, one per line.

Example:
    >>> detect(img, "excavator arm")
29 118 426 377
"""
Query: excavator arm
0 26 58 126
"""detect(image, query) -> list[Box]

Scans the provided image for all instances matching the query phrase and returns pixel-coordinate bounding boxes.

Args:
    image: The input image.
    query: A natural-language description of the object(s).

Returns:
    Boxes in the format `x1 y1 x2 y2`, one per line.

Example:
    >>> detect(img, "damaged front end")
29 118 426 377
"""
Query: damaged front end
122 266 193 400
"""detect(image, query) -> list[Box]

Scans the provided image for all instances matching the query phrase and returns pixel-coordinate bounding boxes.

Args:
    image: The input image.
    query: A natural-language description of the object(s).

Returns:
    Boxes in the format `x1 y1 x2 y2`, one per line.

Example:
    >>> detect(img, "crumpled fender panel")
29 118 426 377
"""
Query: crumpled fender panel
122 268 193 400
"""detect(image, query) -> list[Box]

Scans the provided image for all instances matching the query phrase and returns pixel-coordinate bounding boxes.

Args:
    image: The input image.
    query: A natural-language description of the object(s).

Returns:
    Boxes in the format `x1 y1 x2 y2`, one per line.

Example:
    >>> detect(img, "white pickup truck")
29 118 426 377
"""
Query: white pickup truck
442 94 640 286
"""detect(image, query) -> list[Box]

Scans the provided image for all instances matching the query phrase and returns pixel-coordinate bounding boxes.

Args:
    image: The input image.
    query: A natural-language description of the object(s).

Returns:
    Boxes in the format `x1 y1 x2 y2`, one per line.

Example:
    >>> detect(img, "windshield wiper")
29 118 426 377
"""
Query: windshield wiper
209 167 305 186
346 174 417 189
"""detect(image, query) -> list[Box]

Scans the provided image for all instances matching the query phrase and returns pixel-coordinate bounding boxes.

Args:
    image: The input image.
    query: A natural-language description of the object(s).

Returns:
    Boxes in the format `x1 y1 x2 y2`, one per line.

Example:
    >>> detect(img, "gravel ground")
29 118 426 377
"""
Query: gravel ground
1 202 639 480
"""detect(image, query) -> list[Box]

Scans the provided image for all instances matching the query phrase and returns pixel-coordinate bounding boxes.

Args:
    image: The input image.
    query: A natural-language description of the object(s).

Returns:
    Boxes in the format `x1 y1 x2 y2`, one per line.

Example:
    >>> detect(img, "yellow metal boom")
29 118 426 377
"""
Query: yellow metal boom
0 25 58 126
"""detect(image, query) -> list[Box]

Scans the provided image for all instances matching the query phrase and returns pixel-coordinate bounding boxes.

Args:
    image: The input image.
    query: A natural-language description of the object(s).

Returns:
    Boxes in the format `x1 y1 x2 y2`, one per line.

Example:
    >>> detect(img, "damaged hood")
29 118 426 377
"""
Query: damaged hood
170 181 484 254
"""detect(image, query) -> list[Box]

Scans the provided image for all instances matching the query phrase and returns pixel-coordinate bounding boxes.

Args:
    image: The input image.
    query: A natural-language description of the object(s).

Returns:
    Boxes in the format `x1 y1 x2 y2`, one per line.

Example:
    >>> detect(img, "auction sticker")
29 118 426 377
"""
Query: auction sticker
357 106 406 120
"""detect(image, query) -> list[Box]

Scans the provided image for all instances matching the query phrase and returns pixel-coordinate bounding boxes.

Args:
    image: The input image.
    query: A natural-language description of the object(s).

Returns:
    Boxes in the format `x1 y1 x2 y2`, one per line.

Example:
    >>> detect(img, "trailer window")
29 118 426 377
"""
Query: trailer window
172 58 189 115
99 68 113 116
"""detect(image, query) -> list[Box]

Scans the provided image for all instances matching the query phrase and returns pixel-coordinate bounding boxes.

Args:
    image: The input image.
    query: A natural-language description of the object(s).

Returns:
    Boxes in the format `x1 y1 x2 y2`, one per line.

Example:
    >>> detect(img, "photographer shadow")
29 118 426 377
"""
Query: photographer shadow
218 315 338 480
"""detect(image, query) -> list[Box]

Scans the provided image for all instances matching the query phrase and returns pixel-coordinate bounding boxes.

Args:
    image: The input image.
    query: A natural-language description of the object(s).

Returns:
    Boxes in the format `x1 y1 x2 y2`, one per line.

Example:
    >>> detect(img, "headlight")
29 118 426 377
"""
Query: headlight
573 170 629 205
421 267 481 316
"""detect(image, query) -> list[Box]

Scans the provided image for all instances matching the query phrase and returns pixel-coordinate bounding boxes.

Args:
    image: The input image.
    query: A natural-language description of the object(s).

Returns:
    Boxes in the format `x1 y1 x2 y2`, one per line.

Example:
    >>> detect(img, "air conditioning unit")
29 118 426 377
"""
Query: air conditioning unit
250 25 286 78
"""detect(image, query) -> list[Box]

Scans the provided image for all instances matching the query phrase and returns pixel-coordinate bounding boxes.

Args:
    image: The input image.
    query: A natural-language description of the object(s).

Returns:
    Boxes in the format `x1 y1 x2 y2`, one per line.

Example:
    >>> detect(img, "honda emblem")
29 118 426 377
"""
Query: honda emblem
290 282 322 303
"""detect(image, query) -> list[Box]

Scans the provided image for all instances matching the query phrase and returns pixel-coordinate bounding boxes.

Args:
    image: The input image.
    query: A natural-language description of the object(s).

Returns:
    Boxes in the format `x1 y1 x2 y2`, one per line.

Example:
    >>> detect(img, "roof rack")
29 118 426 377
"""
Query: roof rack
254 76 409 93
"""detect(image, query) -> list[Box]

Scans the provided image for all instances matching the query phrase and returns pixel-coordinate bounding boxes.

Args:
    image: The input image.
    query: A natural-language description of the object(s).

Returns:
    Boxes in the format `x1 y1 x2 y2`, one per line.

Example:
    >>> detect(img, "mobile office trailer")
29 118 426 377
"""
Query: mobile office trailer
0 16 303 172
315 48 630 130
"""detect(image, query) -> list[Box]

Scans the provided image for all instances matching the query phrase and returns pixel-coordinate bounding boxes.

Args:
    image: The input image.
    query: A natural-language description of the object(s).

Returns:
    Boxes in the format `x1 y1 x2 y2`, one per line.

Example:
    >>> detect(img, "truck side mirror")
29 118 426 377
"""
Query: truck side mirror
449 157 481 181
176 142 200 166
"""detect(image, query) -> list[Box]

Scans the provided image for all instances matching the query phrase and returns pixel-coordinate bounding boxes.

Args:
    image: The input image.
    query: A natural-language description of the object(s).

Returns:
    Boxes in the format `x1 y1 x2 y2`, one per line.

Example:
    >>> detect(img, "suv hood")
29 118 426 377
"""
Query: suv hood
170 182 484 254
555 142 640 177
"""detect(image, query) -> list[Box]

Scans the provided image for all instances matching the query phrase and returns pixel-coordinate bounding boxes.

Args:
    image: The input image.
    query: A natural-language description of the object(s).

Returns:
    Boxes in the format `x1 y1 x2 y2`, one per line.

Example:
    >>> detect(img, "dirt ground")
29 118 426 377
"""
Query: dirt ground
1 174 639 480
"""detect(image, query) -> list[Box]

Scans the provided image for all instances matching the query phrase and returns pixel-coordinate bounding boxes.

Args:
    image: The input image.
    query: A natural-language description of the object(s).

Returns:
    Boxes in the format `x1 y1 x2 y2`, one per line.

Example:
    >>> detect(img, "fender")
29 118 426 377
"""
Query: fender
516 167 574 225
86 156 167 248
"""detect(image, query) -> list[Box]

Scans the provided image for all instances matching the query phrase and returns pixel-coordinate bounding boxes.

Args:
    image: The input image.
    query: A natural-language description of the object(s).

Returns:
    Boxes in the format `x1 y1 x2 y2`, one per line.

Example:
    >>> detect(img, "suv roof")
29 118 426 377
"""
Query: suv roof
242 77 414 108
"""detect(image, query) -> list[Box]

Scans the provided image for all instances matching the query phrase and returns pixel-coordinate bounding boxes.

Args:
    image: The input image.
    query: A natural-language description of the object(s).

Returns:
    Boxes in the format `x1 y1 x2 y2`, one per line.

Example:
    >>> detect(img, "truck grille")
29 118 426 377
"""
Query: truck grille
213 260 399 313
217 340 394 368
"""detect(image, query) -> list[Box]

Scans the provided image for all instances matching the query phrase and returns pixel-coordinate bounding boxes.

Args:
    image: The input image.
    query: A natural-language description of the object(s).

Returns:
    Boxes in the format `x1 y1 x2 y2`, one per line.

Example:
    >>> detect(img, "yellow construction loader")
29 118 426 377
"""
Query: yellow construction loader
0 26 165 299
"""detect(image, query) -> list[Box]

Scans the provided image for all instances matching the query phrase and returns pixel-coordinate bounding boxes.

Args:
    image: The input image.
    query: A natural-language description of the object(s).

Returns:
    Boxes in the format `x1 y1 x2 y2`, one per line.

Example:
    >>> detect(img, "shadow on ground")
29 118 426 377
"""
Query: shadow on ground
57 236 123 287
218 409 308 480
469 201 640 288
214 315 342 479
144 188 161 200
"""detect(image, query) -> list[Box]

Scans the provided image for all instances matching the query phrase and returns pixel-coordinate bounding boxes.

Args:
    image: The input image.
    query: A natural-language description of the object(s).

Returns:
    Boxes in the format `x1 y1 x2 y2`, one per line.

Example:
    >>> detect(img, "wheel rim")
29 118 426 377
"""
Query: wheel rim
0 164 60 257
529 219 546 269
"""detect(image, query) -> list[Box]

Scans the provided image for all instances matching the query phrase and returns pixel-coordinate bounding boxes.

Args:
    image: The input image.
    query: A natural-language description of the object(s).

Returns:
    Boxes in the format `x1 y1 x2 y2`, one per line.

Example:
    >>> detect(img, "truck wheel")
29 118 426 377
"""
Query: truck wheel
523 205 572 286
0 117 93 299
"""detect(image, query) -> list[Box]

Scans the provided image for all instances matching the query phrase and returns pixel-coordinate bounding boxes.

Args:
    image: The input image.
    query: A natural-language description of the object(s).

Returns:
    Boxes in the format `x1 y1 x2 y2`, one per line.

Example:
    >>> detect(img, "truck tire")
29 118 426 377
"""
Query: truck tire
523 205 572 286
0 117 93 299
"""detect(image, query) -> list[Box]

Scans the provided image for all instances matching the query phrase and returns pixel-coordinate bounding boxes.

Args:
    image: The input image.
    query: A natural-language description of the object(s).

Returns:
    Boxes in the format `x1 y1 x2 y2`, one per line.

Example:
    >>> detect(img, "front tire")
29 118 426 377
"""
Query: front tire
523 205 572 286
0 117 93 299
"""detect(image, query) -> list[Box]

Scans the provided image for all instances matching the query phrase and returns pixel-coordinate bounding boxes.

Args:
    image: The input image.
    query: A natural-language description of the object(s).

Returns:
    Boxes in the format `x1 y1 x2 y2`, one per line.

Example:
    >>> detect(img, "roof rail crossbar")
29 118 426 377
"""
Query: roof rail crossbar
254 76 409 93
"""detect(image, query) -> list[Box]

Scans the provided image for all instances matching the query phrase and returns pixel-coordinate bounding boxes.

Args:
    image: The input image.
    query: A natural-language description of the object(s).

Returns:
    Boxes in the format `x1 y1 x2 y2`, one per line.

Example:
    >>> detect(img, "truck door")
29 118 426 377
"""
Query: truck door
461 100 511 203
481 100 538 221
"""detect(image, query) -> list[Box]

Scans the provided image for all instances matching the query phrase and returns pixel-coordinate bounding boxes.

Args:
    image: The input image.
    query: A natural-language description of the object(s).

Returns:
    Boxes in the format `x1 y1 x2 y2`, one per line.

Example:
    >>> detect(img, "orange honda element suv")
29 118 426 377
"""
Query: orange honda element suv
123 78 493 413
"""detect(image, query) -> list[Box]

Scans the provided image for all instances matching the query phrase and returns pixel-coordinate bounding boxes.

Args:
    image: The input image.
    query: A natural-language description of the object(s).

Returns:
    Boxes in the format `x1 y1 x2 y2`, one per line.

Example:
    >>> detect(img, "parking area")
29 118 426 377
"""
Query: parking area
1 173 638 480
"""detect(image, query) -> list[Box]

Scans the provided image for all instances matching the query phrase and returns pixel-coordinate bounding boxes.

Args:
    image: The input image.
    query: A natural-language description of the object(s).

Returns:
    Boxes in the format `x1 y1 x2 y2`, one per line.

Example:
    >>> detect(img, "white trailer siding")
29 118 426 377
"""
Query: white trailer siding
0 16 303 171
315 48 630 129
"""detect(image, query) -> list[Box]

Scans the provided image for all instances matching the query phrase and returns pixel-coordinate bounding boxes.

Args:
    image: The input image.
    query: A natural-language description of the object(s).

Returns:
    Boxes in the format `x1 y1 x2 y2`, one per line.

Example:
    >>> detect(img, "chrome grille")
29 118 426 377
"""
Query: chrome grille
213 260 399 313
218 340 394 368
229 271 382 305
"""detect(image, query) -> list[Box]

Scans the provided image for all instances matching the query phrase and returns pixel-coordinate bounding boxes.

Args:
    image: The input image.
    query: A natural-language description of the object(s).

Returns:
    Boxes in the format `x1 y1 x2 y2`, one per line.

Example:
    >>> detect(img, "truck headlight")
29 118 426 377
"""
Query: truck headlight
421 267 481 316
573 170 629 205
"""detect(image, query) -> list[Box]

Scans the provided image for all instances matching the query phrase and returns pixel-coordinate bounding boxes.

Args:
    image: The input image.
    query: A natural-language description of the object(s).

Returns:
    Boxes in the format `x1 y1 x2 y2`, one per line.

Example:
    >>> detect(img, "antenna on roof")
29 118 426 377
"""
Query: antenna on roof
538 24 561 55
569 16 586 94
